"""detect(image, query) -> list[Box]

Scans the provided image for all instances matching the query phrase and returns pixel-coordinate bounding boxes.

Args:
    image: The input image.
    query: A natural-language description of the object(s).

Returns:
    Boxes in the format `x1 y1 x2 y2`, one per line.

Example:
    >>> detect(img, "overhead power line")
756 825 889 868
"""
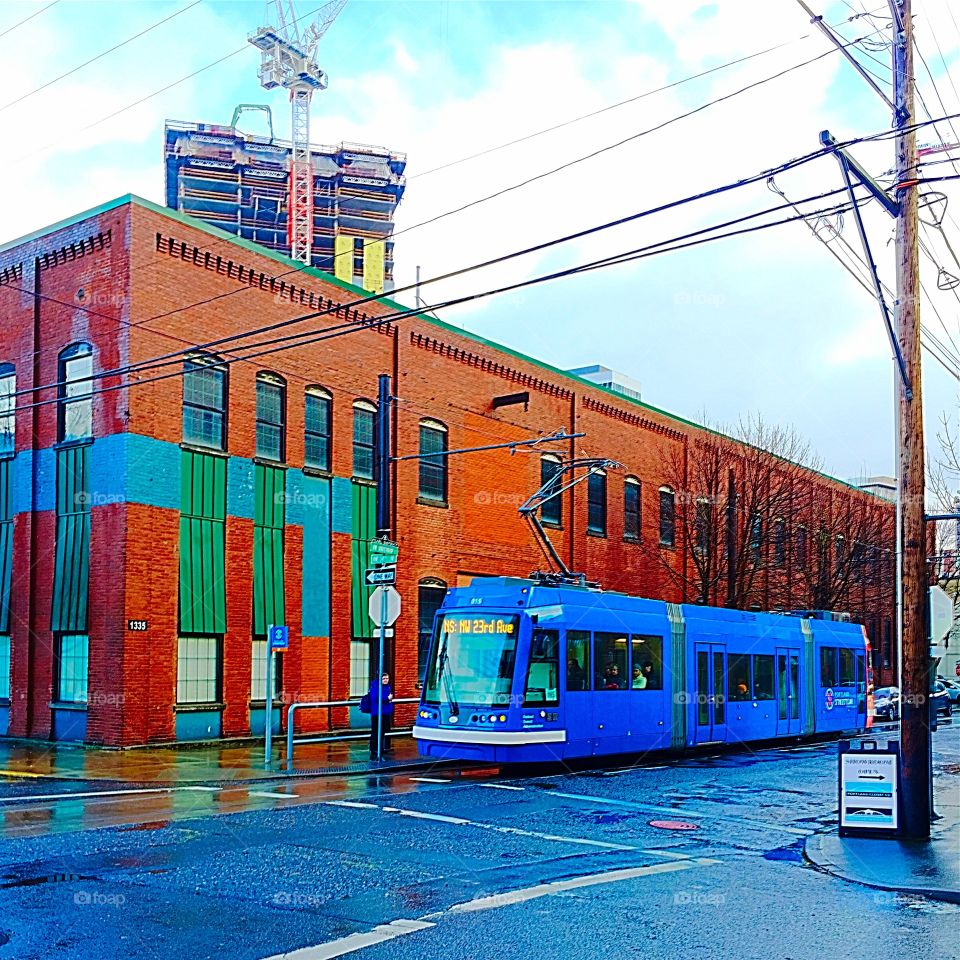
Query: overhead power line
0 1 202 114
0 0 59 39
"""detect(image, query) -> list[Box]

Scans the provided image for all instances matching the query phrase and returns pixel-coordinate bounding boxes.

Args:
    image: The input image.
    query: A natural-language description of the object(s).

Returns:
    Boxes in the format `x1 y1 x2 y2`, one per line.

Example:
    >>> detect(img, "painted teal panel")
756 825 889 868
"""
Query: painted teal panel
175 710 222 741
249 706 281 736
89 433 181 512
0 705 8 736
51 708 87 742
331 476 353 534
301 475 331 637
284 469 324 527
228 457 255 520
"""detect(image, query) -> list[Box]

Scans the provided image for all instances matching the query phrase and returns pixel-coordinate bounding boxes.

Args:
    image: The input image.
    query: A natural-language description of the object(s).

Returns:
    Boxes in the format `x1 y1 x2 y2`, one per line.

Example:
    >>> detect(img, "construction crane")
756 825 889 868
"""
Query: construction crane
249 0 347 265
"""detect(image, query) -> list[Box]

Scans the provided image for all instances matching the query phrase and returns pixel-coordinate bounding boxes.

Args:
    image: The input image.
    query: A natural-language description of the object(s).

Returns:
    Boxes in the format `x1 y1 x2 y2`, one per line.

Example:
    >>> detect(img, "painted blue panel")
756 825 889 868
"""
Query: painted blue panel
331 475 353 534
0 705 7 736
13 448 56 514
228 457 255 520
301 475 331 637
249 706 281 736
52 708 87 742
175 710 223 741
286 469 333 527
102 433 181 511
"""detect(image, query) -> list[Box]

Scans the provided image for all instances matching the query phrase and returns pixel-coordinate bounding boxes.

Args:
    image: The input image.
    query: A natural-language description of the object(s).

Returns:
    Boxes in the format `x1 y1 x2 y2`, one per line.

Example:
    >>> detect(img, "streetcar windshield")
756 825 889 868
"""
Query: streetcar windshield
424 613 520 708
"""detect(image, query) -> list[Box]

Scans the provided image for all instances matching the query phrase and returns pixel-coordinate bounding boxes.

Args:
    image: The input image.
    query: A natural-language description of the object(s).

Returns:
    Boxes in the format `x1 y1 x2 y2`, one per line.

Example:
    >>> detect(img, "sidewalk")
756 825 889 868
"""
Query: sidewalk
805 795 960 903
0 734 440 785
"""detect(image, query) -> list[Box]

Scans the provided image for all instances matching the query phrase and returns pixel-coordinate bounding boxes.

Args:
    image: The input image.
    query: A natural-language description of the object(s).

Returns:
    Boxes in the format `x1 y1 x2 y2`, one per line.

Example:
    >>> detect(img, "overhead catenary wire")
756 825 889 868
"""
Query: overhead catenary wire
4 192 876 418
5 112 960 410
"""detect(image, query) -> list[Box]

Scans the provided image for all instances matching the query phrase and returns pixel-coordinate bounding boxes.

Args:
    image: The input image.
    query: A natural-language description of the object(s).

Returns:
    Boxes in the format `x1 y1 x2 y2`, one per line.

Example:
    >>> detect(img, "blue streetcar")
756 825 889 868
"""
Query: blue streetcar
413 577 872 763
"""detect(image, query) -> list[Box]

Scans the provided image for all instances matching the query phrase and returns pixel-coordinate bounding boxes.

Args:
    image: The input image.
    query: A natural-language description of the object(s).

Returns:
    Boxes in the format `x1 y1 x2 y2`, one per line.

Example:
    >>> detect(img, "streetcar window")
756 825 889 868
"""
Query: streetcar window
423 614 519 707
838 648 855 687
594 632 628 690
820 646 838 687
630 635 662 690
524 630 559 706
566 630 590 691
752 655 775 700
728 653 751 701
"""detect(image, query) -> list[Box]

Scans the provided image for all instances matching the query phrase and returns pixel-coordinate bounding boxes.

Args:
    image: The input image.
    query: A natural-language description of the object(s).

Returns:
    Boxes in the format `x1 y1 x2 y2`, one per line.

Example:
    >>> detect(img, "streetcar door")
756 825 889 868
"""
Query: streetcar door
776 648 801 736
563 630 593 757
855 652 867 727
694 643 727 744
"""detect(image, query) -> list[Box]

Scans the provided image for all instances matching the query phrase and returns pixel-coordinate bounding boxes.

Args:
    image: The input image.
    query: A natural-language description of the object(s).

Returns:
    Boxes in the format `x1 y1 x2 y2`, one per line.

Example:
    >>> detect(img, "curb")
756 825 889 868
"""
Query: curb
803 833 960 904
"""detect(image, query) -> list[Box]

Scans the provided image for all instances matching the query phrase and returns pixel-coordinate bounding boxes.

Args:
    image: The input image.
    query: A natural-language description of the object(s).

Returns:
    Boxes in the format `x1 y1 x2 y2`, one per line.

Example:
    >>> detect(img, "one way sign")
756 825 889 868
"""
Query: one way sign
365 566 396 586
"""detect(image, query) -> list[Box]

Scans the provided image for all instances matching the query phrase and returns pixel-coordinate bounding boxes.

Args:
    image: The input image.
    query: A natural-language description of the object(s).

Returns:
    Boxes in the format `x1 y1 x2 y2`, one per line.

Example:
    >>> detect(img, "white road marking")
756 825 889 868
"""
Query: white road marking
0 785 218 804
335 801 637 851
324 800 380 810
478 783 525 791
260 919 435 960
247 791 298 799
449 859 718 914
407 777 452 784
548 789 814 836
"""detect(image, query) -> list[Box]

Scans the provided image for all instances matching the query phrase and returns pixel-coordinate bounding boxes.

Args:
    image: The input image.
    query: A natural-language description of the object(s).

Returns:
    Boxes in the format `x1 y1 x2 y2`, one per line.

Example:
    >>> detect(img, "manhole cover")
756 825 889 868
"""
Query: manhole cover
649 819 699 831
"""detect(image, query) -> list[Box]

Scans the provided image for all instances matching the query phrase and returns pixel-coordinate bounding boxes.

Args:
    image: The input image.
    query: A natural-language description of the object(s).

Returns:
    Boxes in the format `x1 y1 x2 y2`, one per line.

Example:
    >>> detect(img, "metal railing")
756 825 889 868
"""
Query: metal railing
284 697 420 769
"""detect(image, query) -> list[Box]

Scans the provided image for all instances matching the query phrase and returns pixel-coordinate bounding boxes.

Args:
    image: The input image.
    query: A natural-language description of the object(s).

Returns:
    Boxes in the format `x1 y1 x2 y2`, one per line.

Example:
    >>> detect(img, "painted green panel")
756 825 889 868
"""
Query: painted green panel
179 450 227 634
51 447 90 633
253 464 285 635
350 482 377 640
0 459 12 522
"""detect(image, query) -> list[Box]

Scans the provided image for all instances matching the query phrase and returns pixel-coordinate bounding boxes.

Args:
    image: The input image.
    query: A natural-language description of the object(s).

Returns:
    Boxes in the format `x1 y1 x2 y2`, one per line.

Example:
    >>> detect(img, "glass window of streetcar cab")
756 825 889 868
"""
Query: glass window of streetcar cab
523 630 559 706
424 613 519 708
752 654 775 700
729 653 752 701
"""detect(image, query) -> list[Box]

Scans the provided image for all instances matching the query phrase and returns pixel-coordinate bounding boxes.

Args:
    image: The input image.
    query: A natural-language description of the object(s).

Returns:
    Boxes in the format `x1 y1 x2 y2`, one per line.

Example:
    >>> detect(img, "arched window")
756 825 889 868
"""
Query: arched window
540 455 563 526
58 343 93 444
0 363 14 457
304 386 332 471
256 372 286 462
658 486 675 547
749 513 763 562
183 352 227 450
352 400 376 480
773 518 786 567
419 419 448 503
624 477 641 540
417 577 447 685
587 468 607 536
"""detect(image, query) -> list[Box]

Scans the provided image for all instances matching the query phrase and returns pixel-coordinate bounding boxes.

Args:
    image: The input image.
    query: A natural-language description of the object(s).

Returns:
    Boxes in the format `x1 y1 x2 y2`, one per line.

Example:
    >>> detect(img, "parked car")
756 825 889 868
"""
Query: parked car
873 686 900 721
931 681 953 720
936 677 960 704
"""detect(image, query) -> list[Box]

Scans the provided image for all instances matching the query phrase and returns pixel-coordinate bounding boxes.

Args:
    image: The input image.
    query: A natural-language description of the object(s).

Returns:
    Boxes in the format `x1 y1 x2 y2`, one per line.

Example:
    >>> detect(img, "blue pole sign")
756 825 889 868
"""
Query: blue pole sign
269 625 289 651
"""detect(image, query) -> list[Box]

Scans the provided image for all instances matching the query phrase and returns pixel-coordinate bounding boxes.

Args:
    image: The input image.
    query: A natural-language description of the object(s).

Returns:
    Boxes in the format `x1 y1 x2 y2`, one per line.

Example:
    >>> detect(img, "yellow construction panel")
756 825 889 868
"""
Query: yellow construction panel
334 234 354 284
363 239 385 295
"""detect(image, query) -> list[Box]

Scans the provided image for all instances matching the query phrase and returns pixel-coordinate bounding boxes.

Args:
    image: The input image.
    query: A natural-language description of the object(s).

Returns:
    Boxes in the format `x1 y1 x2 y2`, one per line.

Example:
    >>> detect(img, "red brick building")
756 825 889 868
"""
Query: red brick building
0 197 896 745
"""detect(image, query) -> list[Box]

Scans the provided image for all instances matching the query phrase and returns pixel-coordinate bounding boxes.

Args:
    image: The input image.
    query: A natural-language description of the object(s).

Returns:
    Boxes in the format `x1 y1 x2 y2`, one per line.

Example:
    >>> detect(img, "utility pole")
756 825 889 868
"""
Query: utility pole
891 0 931 838
373 373 393 761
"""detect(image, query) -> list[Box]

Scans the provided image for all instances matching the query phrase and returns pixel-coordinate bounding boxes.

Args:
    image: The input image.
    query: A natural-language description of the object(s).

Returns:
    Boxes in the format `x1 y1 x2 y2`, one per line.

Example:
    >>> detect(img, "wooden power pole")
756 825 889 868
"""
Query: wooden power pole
892 0 931 839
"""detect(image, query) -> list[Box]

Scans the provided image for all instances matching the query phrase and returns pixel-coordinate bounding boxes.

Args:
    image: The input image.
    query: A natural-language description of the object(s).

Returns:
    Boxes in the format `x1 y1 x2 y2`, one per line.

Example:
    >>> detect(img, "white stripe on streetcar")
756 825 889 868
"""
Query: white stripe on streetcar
259 919 436 960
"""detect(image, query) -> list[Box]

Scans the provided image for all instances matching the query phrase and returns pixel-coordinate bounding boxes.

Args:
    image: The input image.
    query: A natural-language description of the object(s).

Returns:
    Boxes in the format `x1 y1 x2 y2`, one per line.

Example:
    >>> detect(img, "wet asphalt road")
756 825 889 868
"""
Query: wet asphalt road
0 725 957 960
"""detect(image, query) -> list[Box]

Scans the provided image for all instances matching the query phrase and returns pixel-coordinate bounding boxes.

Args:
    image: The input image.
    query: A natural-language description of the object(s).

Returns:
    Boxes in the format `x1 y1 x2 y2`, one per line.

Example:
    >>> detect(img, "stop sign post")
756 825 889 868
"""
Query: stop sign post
369 584 401 762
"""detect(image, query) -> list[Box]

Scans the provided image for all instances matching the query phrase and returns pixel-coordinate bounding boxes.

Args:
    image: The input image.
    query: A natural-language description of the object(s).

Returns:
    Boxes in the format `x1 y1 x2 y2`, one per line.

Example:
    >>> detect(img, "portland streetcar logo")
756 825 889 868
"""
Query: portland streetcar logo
825 688 835 711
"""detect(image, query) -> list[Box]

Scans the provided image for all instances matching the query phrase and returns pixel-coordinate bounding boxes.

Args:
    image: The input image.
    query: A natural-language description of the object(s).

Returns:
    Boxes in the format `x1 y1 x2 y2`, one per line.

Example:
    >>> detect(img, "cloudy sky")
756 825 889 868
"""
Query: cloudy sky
1 0 959 482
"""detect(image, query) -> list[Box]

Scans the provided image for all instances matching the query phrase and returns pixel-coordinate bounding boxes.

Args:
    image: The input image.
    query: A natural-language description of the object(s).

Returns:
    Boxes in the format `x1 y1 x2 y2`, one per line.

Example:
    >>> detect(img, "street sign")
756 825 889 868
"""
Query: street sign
369 540 399 565
368 586 401 627
838 739 901 837
365 566 396 586
268 624 289 651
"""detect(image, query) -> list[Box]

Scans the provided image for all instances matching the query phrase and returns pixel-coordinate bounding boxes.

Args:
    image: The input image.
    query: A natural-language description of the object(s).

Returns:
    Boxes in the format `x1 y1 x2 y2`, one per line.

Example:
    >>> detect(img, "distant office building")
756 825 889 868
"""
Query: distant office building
569 364 643 402
164 120 406 292
851 476 897 502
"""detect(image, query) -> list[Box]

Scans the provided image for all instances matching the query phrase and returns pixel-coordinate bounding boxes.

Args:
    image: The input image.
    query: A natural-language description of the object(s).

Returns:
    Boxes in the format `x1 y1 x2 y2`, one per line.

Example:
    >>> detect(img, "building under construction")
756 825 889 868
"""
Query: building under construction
164 119 406 292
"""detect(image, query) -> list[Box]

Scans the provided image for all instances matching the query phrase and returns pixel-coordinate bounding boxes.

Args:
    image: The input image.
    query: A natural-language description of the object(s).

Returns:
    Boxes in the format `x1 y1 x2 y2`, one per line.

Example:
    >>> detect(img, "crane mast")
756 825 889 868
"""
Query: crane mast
248 0 347 265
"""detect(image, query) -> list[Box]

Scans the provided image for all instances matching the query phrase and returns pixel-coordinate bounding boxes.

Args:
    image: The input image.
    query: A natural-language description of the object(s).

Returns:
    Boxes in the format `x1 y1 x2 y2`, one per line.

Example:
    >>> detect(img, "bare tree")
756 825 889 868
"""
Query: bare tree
646 414 892 613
